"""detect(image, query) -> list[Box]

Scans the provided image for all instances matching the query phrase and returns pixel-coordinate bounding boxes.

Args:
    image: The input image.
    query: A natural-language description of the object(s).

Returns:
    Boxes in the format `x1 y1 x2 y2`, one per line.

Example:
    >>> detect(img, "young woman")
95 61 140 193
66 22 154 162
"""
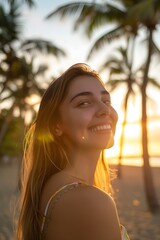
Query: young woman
16 63 130 240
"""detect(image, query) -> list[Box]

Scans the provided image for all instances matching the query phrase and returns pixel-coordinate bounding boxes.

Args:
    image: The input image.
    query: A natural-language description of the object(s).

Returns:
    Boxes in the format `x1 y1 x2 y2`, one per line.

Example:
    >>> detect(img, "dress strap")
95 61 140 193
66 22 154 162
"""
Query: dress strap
41 182 85 235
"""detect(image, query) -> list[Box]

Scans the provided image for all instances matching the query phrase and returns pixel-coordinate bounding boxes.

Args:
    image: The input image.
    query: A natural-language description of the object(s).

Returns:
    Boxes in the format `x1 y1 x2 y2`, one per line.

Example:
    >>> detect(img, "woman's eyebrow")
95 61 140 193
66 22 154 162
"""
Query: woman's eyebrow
70 90 109 102
101 90 110 96
70 92 92 102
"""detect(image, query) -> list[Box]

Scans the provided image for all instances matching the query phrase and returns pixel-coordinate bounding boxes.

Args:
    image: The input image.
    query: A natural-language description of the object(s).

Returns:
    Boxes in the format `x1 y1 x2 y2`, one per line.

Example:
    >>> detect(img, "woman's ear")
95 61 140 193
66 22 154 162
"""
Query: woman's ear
54 124 63 136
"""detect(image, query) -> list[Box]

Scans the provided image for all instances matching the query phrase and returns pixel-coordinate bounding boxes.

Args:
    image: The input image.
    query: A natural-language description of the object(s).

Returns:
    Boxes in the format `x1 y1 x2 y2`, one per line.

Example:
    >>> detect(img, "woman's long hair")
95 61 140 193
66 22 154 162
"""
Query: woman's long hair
16 63 112 240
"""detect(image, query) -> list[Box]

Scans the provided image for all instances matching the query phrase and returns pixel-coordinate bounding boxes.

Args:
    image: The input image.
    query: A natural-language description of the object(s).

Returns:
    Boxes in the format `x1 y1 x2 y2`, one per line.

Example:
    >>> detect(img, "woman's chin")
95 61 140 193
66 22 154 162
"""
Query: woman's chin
104 137 114 149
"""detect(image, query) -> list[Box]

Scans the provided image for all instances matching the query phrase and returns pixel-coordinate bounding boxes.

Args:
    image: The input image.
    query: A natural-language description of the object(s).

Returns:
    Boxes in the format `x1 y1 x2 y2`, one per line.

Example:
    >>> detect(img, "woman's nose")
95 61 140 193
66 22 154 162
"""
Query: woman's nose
96 102 111 118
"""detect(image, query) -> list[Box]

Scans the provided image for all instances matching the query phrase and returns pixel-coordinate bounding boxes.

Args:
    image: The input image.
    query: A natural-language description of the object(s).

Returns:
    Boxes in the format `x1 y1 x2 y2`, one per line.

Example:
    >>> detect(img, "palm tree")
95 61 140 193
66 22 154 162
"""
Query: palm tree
127 0 160 212
0 55 48 145
0 0 65 88
46 0 160 212
0 0 66 143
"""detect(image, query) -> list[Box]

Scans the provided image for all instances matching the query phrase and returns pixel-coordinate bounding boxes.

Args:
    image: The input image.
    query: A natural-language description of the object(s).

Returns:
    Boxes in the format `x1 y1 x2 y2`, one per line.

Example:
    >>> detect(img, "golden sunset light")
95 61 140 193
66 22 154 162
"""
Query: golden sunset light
1 1 160 240
106 116 160 167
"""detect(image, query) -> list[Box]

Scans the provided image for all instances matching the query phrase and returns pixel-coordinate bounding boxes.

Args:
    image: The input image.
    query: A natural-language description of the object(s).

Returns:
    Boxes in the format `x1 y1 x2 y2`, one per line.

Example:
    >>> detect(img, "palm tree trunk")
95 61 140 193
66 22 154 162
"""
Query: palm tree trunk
118 35 136 178
118 91 130 177
0 101 17 145
141 28 159 212
17 105 26 190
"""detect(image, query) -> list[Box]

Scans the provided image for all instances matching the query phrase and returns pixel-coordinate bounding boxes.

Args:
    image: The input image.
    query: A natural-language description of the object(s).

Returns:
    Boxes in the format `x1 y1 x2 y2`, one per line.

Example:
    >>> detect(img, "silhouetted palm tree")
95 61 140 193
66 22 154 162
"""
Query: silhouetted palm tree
0 56 48 145
0 0 66 144
0 0 65 93
126 0 160 212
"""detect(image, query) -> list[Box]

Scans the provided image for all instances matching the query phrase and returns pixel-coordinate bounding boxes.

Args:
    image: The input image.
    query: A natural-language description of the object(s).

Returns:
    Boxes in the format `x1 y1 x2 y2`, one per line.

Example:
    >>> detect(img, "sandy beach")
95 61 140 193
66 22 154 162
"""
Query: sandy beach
0 162 160 240
111 165 160 240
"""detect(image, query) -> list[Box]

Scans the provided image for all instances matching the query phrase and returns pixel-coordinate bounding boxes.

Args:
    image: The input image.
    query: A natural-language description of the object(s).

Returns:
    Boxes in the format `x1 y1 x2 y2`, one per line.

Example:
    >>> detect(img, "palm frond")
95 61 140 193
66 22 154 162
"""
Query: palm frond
75 6 107 37
152 39 160 57
104 3 126 23
149 78 160 89
35 65 48 75
7 0 35 8
87 25 124 59
46 1 106 37
74 2 125 37
20 39 66 57
117 46 131 70
46 2 90 19
106 79 126 86
126 0 153 24
99 58 120 72
22 0 35 8
0 0 22 44
106 79 126 92
119 0 140 9
110 66 125 75
100 46 132 75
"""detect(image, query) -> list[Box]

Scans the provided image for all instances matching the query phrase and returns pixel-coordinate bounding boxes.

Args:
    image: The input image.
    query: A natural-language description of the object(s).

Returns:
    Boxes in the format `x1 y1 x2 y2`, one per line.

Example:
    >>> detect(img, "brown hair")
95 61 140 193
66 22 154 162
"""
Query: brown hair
16 63 111 240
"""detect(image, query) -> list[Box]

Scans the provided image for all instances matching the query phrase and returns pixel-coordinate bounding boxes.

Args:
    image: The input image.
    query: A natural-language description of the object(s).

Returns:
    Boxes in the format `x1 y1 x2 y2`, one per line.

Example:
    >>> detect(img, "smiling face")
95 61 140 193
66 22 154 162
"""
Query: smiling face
57 75 118 152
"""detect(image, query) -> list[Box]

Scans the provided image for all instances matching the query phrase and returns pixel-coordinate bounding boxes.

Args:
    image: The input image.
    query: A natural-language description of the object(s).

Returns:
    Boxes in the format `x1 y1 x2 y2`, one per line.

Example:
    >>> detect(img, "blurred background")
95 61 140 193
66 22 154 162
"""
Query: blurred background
0 0 160 239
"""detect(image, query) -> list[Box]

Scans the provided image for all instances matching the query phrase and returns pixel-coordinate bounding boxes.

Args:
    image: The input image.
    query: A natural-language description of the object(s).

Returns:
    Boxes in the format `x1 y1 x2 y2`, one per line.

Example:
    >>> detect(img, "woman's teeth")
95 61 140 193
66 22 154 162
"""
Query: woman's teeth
91 124 111 132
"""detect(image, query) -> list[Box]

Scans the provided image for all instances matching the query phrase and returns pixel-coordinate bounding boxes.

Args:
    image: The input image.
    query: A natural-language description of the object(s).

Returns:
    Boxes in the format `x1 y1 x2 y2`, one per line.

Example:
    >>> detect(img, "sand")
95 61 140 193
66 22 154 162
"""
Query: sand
0 162 19 240
0 162 160 240
112 165 160 240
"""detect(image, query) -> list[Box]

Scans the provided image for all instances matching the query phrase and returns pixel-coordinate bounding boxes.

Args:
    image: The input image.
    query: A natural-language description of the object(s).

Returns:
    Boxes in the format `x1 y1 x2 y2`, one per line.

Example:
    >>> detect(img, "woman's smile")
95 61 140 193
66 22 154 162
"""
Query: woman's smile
89 123 112 133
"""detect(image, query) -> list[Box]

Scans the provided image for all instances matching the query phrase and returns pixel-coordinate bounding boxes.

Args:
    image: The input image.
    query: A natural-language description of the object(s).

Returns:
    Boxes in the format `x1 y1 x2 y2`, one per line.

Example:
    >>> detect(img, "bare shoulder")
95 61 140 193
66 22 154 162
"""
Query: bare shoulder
68 184 116 211
67 185 120 227
48 185 121 240
66 184 118 210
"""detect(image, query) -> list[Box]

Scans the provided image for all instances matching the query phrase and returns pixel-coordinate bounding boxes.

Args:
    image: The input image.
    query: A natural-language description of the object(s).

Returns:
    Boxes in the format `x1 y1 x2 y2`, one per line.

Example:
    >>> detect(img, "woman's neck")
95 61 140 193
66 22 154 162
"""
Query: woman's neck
62 149 101 185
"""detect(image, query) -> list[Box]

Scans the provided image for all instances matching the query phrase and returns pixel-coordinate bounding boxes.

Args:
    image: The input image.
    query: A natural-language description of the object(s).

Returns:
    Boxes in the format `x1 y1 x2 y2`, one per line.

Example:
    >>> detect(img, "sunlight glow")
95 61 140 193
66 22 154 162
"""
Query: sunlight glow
105 113 160 167
26 94 41 107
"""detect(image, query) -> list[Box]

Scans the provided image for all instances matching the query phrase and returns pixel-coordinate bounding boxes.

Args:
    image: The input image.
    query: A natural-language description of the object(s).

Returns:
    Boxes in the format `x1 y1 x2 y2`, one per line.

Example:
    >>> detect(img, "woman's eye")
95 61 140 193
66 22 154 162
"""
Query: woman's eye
103 100 111 105
78 101 91 107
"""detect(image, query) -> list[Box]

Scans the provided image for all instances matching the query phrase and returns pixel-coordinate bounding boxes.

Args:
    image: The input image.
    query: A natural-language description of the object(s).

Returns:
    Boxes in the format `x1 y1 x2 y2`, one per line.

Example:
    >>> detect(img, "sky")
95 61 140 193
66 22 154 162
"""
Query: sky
16 0 160 165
